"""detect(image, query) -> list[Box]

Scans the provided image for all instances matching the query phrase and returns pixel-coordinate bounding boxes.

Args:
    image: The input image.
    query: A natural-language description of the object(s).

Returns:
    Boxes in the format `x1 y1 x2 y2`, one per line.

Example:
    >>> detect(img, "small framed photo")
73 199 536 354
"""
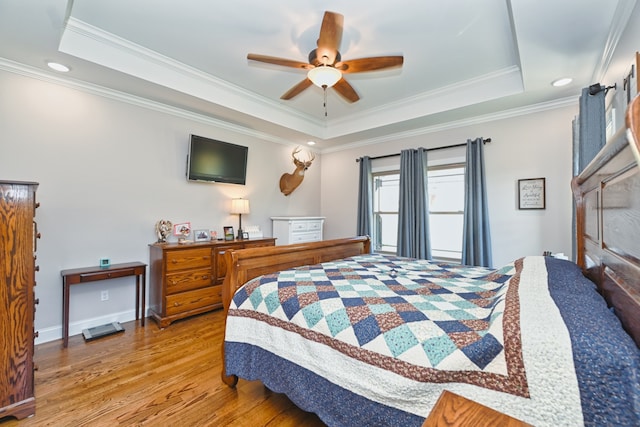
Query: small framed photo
518 178 545 210
173 222 191 237
194 229 210 242
223 226 234 241
242 231 249 239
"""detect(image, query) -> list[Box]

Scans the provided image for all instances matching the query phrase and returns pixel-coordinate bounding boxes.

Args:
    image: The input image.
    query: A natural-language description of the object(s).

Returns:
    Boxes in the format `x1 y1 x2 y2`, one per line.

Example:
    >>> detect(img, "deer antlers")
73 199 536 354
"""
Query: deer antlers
279 147 315 196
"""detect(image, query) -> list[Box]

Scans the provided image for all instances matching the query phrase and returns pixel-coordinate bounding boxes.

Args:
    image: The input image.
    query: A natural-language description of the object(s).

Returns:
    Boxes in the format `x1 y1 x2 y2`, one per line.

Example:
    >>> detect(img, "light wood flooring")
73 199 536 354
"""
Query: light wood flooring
1 310 326 426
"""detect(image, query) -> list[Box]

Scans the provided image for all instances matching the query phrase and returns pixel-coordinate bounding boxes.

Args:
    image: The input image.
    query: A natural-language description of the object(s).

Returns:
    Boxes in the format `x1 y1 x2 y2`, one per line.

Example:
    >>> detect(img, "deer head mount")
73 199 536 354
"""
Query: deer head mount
279 147 316 196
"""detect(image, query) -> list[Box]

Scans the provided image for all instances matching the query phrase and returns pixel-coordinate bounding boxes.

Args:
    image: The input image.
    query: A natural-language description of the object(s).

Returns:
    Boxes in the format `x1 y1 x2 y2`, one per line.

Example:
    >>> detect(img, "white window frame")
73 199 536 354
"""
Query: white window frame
371 162 465 262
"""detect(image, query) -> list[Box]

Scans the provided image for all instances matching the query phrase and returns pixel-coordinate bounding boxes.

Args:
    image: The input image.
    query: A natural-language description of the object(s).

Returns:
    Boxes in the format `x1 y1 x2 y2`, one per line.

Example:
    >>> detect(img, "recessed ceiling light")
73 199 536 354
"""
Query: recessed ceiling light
47 62 70 72
307 141 316 146
552 77 572 87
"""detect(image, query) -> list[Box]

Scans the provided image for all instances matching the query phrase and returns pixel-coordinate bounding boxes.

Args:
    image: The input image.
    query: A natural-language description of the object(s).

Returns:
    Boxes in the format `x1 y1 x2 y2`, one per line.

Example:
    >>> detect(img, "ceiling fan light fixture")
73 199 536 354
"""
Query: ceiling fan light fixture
308 66 341 88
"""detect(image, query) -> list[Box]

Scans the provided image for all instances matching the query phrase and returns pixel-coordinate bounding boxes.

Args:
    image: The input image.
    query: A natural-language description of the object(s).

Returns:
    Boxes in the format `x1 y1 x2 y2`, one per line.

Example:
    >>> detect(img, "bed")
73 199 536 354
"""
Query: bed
220 96 640 426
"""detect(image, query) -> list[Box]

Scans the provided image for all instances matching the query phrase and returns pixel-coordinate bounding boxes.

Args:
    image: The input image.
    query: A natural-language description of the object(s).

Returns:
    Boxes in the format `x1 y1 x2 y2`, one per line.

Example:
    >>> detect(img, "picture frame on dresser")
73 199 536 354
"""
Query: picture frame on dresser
194 229 210 242
173 222 191 238
224 226 234 241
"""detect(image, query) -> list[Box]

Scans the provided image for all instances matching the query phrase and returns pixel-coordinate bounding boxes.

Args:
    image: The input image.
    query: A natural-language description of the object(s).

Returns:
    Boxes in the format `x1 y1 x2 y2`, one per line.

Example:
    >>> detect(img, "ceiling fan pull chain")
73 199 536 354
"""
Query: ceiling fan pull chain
323 85 328 117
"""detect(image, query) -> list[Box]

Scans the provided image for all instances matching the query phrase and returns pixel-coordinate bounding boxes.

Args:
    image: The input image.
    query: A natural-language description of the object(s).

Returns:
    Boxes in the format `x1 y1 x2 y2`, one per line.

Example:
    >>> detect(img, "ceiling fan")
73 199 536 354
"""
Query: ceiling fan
247 11 403 103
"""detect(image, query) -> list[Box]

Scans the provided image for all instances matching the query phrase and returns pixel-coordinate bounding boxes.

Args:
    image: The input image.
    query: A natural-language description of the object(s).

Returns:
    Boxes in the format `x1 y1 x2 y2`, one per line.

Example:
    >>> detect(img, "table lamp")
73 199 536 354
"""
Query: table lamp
230 198 250 239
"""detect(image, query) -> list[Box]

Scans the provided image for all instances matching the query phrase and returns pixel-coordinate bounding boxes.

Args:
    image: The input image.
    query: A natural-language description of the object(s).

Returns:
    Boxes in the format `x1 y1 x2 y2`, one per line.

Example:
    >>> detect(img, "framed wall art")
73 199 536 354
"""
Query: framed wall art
518 178 545 210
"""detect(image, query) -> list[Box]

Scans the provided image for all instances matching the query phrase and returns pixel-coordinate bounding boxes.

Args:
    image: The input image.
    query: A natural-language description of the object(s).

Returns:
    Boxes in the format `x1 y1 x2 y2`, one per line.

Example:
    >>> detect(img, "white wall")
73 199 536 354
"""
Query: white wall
320 104 578 267
0 70 321 343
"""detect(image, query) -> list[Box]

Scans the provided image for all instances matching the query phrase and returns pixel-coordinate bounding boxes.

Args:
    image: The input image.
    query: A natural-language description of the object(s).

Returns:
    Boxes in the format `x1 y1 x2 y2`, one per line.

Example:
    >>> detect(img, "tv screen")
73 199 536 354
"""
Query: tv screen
186 135 248 185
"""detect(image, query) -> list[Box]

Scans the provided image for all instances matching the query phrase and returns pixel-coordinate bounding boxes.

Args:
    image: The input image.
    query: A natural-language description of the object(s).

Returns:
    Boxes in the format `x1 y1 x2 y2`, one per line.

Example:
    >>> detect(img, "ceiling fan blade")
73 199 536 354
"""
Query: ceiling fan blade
316 11 343 65
335 56 404 73
281 78 313 100
247 53 313 70
333 78 359 103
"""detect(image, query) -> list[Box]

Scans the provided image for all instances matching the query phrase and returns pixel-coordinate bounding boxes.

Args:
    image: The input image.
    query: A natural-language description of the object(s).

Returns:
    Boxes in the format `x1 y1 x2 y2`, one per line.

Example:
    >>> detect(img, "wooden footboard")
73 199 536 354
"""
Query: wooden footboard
572 94 640 347
220 236 371 386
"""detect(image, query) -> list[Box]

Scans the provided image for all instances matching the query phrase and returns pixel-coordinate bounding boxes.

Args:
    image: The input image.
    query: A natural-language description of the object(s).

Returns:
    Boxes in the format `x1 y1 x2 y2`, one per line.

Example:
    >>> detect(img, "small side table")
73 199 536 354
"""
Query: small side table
60 262 147 348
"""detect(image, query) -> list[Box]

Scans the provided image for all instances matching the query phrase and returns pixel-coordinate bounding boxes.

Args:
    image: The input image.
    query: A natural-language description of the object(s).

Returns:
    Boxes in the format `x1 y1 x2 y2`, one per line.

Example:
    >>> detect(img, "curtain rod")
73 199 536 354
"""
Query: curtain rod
355 138 491 162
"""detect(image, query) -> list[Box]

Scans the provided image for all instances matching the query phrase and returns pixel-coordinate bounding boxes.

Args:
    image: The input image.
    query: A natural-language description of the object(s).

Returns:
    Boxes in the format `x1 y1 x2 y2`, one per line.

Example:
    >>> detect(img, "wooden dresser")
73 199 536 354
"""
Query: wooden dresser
148 237 275 327
271 216 324 245
0 181 40 420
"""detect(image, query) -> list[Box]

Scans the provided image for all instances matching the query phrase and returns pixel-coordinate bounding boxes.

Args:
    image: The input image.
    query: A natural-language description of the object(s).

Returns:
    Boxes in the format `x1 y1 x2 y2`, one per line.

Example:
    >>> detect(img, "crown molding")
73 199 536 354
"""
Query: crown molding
321 96 578 154
591 0 637 83
60 18 325 136
0 57 294 147
324 66 523 139
0 55 578 156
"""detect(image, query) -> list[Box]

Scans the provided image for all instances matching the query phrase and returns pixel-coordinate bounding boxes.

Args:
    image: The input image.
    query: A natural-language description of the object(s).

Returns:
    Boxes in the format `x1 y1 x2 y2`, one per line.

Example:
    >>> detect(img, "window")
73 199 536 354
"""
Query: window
372 163 465 262
372 172 399 253
428 164 465 261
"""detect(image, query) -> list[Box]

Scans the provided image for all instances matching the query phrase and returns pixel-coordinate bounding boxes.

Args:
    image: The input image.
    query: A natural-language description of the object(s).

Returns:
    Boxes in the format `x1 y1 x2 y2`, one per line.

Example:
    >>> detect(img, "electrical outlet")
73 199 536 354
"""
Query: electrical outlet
101 290 109 301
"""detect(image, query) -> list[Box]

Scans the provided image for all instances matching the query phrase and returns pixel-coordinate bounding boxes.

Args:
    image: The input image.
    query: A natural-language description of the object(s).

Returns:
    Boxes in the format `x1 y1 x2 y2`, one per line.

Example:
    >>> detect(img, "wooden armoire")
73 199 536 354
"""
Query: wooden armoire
0 181 39 420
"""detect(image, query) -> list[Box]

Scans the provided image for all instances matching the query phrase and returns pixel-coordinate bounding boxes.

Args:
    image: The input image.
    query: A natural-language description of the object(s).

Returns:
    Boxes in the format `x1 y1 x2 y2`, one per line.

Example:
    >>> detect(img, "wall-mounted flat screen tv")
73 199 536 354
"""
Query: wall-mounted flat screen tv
186 134 248 185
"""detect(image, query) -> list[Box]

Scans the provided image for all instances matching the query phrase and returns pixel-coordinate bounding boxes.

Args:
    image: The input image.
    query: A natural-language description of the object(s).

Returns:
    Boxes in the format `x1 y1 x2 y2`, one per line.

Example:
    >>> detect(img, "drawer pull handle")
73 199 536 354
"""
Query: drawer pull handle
170 280 176 285
172 259 178 263
174 302 179 307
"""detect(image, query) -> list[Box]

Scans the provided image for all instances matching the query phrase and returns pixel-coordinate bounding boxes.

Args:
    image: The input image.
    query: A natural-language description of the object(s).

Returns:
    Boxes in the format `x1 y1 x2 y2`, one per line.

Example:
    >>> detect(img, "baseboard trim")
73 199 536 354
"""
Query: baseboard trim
35 308 142 345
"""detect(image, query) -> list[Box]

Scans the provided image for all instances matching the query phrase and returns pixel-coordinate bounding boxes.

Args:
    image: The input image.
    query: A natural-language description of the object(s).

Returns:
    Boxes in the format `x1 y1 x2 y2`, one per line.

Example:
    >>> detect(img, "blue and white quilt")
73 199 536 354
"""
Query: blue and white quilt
225 254 640 426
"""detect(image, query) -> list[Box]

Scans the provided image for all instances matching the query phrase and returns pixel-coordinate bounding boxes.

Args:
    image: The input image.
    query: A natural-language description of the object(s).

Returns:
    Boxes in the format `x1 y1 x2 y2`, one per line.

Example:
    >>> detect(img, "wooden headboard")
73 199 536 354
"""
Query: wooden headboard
572 94 640 347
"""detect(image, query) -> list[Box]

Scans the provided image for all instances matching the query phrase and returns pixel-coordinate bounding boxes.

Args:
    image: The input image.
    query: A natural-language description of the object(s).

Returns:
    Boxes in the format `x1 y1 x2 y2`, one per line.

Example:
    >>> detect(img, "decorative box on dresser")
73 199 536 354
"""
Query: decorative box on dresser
148 237 275 327
271 216 324 245
0 181 40 420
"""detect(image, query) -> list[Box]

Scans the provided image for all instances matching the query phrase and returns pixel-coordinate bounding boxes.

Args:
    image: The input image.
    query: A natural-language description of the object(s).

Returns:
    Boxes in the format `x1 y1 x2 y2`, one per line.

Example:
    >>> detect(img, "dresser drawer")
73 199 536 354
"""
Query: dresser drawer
166 286 220 315
306 221 322 231
290 231 322 243
291 221 309 232
80 267 136 283
166 268 212 294
165 248 211 272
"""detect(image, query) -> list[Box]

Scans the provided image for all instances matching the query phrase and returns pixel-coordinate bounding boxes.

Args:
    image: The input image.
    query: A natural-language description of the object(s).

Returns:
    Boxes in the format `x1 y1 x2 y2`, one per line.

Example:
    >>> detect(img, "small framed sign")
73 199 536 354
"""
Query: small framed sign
518 178 545 210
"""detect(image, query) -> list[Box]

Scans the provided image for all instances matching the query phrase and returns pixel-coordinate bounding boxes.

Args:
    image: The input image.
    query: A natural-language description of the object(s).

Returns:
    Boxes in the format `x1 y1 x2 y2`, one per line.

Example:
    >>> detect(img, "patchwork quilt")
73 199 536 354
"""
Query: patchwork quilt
225 255 585 426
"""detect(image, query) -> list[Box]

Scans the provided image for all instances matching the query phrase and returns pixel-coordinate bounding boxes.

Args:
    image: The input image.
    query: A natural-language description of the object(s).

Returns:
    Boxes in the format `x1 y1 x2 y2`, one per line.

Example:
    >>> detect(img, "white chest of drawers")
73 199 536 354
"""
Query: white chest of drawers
271 216 325 245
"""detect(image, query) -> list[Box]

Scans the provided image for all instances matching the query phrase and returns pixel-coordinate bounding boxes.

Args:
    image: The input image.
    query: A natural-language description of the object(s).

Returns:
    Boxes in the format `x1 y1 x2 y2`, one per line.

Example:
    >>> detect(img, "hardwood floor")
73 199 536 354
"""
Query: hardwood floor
1 310 326 426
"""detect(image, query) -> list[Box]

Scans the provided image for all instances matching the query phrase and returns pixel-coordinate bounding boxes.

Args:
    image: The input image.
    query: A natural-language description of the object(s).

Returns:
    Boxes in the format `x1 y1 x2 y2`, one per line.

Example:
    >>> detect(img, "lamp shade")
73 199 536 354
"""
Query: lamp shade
230 198 250 215
307 66 342 88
